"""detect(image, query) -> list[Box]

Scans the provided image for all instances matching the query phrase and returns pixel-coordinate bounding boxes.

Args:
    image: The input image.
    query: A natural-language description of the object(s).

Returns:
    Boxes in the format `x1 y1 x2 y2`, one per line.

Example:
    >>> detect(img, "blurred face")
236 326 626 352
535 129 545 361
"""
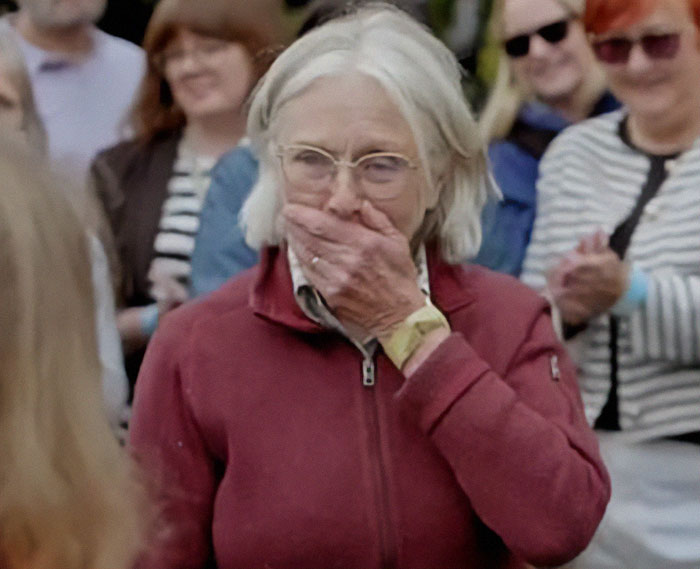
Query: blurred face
275 73 438 240
18 0 106 29
503 0 593 101
161 28 254 122
0 63 23 134
590 0 700 121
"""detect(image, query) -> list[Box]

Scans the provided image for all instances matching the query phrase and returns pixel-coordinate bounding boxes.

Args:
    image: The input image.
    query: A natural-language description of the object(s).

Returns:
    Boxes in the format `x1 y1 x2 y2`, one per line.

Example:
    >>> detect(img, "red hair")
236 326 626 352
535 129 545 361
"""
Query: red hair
132 0 287 143
584 0 700 35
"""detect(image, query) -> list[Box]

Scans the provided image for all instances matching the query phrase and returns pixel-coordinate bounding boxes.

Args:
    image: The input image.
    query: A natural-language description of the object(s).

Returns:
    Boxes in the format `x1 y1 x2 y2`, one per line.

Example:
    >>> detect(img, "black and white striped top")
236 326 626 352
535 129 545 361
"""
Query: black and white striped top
148 141 216 295
521 109 700 441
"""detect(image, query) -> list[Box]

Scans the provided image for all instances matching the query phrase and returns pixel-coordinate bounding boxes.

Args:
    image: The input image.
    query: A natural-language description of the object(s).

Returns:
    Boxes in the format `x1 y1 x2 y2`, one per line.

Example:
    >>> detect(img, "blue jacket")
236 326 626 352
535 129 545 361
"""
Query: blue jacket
473 94 619 276
190 144 259 297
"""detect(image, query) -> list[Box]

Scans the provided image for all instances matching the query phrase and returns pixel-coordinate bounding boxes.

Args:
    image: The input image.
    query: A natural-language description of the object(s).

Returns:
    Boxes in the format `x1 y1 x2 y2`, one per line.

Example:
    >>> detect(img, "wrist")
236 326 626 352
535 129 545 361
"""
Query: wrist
381 297 450 370
611 267 649 316
139 303 160 337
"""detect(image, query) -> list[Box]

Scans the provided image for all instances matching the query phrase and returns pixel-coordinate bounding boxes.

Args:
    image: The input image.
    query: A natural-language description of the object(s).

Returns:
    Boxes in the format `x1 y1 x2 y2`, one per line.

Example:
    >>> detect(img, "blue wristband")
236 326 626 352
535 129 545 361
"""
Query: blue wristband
611 267 649 317
139 303 160 337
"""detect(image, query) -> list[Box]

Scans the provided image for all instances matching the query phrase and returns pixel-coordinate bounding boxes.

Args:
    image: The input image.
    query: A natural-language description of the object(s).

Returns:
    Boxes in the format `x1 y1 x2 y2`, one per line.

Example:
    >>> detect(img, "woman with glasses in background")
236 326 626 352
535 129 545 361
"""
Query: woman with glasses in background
91 0 282 387
129 5 609 568
474 0 618 276
522 0 700 566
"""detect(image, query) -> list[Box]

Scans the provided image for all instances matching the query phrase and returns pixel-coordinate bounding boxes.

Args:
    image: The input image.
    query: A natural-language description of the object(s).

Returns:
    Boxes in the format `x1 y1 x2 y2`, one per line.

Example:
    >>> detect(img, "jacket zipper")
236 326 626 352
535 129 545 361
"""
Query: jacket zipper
362 351 375 386
366 383 398 569
357 347 398 568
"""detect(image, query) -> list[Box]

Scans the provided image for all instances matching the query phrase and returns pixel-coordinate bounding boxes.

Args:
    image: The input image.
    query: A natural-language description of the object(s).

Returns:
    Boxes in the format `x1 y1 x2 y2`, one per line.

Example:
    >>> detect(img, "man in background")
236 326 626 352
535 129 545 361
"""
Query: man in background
6 0 144 183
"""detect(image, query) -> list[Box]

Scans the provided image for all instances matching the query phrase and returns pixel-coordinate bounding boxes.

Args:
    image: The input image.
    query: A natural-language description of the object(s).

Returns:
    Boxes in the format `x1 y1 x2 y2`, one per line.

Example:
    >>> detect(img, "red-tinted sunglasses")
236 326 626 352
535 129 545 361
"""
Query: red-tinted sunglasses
592 33 681 64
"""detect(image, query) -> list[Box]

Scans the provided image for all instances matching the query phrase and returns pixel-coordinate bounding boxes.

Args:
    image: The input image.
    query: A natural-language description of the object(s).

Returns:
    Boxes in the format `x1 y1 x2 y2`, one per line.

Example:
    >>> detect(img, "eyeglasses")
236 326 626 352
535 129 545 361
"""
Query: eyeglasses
504 19 570 58
591 33 681 64
277 144 418 197
153 39 231 74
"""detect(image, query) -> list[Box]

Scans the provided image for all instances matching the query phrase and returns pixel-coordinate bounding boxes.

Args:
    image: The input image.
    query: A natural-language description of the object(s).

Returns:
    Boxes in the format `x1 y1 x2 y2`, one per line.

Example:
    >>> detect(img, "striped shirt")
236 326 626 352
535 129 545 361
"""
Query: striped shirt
521 109 700 441
148 141 216 295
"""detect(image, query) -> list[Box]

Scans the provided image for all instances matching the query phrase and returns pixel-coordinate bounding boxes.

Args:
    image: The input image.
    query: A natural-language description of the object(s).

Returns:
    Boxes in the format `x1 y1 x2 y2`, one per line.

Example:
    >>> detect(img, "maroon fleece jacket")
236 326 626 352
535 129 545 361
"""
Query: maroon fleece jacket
130 247 610 569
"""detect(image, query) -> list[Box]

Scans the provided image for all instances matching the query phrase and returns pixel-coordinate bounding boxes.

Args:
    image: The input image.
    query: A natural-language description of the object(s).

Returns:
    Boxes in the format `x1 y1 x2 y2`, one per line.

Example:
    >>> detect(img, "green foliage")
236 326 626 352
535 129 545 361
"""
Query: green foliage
427 0 456 38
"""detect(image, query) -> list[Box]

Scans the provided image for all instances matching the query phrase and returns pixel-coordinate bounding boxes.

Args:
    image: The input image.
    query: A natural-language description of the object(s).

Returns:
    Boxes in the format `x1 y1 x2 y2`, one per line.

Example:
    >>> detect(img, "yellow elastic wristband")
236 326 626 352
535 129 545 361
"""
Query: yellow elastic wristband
383 297 449 370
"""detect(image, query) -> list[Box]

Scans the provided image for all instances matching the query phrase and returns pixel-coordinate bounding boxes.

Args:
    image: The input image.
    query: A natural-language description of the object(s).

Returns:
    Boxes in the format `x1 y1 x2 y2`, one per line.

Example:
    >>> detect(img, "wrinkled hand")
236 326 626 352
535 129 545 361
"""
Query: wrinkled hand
283 201 426 340
547 232 629 325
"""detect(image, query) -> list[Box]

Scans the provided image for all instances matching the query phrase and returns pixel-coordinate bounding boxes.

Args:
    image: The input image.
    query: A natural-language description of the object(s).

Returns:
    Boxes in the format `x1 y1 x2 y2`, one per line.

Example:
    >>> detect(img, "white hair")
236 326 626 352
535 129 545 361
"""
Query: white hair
241 2 498 264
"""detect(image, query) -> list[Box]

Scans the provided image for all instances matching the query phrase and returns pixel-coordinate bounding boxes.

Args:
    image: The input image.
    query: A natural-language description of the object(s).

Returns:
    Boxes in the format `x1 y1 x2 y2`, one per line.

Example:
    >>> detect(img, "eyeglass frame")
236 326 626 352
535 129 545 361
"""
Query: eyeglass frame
590 32 683 65
151 39 232 74
276 144 419 189
503 18 572 59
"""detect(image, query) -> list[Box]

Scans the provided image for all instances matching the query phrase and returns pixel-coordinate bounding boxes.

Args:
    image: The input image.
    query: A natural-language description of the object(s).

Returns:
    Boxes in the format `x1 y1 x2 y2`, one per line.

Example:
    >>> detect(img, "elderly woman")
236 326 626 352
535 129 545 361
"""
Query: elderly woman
522 0 700 566
130 5 609 568
474 0 618 276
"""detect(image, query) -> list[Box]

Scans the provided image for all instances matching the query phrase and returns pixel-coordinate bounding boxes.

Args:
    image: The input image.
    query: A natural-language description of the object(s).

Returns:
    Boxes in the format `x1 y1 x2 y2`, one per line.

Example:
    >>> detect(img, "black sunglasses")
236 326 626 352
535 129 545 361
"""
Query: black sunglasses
592 33 681 64
504 19 570 58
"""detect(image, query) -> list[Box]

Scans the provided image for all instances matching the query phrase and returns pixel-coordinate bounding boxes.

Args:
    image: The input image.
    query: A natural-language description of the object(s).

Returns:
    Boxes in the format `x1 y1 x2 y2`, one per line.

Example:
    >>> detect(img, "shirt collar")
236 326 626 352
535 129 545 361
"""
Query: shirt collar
286 243 430 346
7 17 99 75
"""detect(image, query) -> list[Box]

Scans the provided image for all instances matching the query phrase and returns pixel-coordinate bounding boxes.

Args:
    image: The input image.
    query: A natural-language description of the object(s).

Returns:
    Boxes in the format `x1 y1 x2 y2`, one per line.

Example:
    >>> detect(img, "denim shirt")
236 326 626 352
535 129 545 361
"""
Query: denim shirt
190 143 259 297
473 93 619 277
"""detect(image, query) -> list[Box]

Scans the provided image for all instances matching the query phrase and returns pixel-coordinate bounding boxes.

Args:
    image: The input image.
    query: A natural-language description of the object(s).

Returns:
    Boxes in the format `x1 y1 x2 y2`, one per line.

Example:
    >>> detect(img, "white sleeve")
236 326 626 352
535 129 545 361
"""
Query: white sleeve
90 235 129 427
520 138 571 293
629 272 700 364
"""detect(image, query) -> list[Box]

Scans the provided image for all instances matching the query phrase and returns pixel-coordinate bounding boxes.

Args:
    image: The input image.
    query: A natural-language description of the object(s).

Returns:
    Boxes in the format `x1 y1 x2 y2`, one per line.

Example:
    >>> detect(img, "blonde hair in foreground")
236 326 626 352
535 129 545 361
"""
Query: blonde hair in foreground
242 2 499 263
0 139 147 569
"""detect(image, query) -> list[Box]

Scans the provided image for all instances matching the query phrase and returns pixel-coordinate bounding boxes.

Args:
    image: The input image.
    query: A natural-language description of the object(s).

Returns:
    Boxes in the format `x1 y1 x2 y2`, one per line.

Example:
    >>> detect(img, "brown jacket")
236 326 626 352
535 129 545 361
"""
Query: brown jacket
91 130 181 308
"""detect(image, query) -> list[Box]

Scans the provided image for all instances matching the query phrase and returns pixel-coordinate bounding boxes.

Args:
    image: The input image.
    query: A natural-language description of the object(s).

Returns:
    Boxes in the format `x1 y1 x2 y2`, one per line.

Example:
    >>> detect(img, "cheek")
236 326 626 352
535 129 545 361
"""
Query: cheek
282 180 328 209
372 185 427 238
510 59 533 84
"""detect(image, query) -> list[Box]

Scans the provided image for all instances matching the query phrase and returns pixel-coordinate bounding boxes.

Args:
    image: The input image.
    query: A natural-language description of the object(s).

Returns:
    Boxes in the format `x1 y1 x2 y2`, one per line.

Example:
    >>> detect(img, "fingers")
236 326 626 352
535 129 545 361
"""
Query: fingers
359 200 400 236
284 203 356 244
286 233 333 293
576 229 609 254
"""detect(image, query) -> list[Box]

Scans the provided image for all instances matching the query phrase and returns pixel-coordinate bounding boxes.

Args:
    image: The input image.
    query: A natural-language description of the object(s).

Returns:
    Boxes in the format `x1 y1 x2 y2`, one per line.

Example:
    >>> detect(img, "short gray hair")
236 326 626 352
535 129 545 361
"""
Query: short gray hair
241 2 498 264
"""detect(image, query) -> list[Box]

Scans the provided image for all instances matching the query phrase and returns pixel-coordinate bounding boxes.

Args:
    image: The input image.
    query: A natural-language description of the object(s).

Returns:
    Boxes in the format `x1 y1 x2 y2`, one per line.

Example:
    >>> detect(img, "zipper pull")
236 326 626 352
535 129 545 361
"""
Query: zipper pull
362 353 375 387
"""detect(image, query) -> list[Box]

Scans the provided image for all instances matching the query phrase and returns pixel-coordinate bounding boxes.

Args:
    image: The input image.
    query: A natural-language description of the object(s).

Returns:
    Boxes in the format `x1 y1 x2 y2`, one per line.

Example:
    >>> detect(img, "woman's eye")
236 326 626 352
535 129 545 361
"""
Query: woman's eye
364 156 402 171
200 41 227 54
293 151 329 166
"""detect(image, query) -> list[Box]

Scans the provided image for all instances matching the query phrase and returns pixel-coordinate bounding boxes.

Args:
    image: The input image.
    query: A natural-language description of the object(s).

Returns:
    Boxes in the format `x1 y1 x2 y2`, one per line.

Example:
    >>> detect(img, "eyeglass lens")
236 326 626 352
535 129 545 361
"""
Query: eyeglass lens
504 19 569 58
282 148 411 187
592 33 681 64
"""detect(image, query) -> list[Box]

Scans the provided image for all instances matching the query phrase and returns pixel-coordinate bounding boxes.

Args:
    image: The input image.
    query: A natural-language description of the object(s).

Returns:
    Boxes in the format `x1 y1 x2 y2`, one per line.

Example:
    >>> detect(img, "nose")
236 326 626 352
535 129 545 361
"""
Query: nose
178 51 201 73
528 34 554 59
626 42 653 73
325 165 363 220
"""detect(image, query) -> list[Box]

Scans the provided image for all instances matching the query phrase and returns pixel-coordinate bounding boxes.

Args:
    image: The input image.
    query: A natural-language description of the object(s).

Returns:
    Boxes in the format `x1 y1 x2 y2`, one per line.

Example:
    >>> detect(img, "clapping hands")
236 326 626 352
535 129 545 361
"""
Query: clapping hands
547 230 629 325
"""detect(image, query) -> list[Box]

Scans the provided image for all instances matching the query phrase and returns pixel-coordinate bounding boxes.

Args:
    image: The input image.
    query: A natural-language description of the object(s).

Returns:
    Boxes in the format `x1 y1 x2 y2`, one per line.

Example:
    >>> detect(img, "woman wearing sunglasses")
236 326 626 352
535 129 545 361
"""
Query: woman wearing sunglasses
474 0 618 277
522 0 700 567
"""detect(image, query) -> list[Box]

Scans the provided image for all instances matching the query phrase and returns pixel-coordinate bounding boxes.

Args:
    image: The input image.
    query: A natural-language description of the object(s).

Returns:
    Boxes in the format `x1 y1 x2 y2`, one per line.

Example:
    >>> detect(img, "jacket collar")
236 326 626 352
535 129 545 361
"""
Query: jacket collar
250 244 476 333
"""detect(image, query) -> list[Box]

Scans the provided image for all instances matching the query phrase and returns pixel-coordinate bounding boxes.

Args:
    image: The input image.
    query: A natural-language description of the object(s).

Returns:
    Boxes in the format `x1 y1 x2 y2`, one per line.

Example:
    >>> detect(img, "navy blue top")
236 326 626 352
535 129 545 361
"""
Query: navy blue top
473 93 619 276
